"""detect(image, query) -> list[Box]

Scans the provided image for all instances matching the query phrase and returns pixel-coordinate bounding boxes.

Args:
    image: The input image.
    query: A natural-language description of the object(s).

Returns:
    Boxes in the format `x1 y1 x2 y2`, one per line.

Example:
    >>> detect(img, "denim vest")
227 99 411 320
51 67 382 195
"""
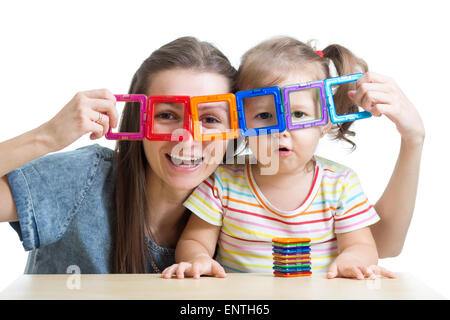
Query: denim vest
7 144 175 274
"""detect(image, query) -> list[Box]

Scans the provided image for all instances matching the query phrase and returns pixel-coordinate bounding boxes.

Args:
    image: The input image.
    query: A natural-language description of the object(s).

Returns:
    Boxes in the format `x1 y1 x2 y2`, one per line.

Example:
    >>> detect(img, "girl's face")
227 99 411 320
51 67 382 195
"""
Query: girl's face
143 68 230 191
246 73 330 175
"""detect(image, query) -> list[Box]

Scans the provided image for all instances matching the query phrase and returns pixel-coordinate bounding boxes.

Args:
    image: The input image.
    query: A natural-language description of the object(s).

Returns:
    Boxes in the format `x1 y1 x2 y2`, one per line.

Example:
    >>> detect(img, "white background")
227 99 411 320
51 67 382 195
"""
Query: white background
1 0 449 298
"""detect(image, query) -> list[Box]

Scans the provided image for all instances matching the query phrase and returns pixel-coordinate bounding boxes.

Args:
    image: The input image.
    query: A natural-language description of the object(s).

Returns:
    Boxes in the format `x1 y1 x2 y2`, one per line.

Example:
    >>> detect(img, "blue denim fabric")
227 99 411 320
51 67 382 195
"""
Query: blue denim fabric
7 144 175 274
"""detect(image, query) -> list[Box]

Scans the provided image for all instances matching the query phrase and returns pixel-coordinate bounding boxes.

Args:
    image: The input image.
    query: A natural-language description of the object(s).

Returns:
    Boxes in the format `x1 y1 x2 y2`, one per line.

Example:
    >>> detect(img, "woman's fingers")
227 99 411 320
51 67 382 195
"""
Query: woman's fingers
88 122 105 140
85 97 118 129
81 88 117 102
86 109 109 139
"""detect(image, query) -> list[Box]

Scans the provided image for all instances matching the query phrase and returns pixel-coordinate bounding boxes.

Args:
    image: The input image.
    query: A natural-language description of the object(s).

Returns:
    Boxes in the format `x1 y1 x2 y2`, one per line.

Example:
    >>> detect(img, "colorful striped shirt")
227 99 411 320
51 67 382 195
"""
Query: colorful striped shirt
183 156 380 273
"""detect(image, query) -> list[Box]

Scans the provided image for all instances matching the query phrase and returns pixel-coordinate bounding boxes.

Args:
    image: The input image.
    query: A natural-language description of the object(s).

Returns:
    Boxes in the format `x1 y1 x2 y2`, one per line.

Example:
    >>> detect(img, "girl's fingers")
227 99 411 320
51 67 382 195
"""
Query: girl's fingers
357 72 394 86
161 264 179 279
373 104 400 123
348 90 392 117
354 82 391 94
367 265 397 279
362 266 377 280
349 87 392 110
360 91 392 117
326 263 338 279
176 262 191 279
353 267 365 280
211 262 227 278
191 262 201 279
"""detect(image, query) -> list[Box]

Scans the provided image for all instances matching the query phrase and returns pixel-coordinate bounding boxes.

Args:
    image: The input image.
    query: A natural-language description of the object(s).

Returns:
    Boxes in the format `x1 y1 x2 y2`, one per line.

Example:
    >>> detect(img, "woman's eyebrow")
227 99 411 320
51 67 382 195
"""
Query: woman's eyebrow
197 103 229 111
155 102 185 109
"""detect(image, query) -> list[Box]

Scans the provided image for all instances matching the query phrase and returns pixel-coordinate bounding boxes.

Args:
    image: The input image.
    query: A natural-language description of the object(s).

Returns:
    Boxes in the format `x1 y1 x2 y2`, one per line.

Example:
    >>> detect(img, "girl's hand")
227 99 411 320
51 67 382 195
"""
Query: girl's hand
161 255 226 279
326 253 396 280
348 72 425 145
41 89 118 152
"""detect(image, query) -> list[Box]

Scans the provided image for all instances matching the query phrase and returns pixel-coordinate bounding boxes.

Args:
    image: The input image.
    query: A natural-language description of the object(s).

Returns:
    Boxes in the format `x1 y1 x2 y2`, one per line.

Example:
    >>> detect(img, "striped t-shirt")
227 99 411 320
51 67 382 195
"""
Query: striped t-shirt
183 156 380 273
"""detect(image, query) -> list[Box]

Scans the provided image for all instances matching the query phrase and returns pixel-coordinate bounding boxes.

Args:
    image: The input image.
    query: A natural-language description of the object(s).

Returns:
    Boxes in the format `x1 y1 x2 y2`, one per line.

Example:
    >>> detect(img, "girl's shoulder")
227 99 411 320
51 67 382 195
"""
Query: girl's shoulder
215 163 247 179
314 155 355 177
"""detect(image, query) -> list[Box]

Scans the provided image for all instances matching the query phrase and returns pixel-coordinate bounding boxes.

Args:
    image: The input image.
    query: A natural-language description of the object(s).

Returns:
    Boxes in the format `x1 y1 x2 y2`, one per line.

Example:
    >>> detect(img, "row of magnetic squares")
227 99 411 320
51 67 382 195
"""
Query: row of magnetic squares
106 73 371 142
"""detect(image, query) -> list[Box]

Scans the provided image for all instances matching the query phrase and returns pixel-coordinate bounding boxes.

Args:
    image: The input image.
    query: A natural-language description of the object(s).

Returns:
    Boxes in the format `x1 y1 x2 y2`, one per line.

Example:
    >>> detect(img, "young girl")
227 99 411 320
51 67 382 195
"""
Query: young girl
162 37 406 280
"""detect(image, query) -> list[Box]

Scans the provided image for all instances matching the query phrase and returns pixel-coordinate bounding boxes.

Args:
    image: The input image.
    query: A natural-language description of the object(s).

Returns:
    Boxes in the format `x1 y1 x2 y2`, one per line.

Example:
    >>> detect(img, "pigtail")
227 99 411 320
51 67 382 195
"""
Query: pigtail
322 44 368 150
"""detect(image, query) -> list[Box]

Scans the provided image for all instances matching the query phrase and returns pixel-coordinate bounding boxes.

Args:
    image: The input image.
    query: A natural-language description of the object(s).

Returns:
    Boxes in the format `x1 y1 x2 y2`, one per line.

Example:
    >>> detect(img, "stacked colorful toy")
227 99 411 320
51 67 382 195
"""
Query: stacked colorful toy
272 238 312 277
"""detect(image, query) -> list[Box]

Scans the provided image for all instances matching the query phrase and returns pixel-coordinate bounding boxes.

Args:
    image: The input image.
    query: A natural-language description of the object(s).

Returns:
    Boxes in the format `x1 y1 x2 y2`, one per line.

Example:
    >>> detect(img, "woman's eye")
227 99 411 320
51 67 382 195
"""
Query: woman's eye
201 116 220 124
255 112 273 120
155 112 177 120
292 111 305 119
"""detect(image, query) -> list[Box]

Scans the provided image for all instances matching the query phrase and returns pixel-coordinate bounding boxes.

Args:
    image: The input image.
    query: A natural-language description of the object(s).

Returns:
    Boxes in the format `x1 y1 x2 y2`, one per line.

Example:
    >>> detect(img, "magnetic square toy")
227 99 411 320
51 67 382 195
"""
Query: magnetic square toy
190 93 239 141
105 94 147 140
235 86 286 137
324 73 372 123
282 81 328 130
146 95 191 142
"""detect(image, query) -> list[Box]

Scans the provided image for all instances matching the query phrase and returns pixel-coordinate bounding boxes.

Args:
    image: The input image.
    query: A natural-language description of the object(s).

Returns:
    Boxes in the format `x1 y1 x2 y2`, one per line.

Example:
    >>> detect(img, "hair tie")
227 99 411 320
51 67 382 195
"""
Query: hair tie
315 50 324 58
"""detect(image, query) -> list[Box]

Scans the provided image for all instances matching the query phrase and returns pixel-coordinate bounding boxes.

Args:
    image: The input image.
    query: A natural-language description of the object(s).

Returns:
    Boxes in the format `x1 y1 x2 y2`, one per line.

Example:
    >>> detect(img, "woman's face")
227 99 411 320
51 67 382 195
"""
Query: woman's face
143 68 231 191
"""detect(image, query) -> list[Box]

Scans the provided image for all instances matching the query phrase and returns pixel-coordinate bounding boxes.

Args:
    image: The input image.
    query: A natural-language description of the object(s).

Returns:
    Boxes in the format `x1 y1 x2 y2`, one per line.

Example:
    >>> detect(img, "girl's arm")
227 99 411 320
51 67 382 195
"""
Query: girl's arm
0 89 118 223
327 227 379 280
349 72 425 258
162 214 225 279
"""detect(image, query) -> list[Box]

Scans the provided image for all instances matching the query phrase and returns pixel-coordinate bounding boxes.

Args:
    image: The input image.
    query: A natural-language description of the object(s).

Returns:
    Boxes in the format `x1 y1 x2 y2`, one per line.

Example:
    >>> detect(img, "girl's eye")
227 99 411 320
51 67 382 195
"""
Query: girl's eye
155 112 177 120
255 112 273 120
292 111 305 119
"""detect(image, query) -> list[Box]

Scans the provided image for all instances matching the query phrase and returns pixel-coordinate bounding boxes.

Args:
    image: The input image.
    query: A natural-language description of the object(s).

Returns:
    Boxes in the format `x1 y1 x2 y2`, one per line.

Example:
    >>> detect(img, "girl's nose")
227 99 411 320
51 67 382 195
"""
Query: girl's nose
281 129 290 138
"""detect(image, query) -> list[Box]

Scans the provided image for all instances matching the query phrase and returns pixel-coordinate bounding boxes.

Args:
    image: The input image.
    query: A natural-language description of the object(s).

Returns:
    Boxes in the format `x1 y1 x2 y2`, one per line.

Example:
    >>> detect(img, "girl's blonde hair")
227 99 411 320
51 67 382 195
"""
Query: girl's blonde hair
236 36 368 149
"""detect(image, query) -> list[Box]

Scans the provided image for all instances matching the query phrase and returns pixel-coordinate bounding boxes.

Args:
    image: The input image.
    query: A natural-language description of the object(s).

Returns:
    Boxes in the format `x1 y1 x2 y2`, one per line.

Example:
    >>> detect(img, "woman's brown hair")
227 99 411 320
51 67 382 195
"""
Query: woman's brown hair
113 37 236 273
236 36 368 149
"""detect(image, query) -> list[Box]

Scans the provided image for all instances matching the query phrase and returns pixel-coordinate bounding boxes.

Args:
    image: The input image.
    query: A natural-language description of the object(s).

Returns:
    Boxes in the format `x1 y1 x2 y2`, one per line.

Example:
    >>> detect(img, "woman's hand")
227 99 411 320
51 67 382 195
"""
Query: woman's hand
348 72 425 145
41 89 118 152
161 254 226 279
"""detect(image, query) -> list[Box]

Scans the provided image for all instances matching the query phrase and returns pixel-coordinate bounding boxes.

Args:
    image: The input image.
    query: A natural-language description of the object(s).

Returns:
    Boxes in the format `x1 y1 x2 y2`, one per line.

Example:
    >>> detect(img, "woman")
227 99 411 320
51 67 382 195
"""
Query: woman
0 37 424 274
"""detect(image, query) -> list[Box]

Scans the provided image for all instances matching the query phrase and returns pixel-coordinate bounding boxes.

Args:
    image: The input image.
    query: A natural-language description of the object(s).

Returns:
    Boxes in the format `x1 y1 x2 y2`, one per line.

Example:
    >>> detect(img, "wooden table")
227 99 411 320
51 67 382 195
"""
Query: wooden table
0 273 444 300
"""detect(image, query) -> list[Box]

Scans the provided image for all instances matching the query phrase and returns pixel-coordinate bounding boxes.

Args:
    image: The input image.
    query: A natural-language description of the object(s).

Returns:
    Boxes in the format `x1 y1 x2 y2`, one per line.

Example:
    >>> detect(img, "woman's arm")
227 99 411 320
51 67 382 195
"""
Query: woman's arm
349 72 425 258
0 89 117 223
162 214 225 279
0 126 57 222
372 138 423 257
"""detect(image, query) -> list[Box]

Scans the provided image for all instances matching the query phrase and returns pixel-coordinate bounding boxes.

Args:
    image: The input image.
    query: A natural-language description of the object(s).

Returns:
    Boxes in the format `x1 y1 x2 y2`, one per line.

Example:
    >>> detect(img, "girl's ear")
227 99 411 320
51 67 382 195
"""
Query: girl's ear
321 122 333 137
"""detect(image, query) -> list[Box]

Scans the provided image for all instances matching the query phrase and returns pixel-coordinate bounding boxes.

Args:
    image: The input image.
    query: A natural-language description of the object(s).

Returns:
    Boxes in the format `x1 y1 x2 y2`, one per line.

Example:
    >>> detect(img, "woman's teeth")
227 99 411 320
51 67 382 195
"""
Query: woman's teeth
166 154 203 167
